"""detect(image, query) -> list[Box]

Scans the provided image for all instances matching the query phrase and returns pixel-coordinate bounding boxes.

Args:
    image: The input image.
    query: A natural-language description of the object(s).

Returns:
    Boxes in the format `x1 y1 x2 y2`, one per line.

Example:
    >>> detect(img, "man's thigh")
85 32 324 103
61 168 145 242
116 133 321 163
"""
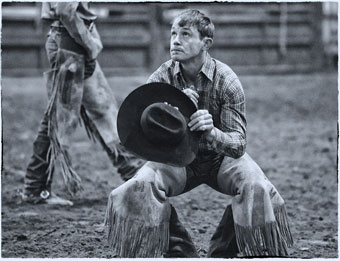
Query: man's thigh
215 153 270 196
136 161 188 197
81 62 120 144
82 62 119 116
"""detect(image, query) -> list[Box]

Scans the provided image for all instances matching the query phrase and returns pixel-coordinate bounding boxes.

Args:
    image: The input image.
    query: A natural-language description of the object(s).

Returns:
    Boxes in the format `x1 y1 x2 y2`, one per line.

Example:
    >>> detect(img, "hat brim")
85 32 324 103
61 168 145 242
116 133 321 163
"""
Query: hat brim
117 82 203 167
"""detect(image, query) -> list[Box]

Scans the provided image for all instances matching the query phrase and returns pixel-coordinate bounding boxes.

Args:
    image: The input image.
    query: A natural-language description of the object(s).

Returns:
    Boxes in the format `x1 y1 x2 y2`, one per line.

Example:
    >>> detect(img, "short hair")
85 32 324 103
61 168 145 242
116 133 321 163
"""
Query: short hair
173 9 215 39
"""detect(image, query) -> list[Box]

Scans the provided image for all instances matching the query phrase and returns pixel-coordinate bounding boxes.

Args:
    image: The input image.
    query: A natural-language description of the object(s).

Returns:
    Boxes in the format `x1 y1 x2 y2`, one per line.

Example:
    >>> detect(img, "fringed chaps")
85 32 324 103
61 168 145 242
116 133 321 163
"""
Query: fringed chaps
232 182 293 257
45 49 85 195
104 153 293 257
44 49 122 195
105 166 171 257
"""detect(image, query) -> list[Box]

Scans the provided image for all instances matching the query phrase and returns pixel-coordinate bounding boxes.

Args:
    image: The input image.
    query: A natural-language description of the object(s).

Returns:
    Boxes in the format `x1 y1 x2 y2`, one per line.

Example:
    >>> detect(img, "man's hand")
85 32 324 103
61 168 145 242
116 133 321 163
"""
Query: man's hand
182 88 199 108
188 109 215 142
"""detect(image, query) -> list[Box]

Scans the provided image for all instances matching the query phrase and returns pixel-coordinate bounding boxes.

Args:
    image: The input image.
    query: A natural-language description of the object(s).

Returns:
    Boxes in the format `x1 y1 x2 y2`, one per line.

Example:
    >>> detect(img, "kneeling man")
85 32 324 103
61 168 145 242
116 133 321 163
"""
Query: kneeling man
105 9 293 258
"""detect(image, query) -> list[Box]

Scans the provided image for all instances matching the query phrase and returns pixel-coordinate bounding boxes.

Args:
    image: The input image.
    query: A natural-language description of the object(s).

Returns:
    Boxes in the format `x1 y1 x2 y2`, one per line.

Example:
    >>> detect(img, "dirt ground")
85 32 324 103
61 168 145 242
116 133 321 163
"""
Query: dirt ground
1 73 338 258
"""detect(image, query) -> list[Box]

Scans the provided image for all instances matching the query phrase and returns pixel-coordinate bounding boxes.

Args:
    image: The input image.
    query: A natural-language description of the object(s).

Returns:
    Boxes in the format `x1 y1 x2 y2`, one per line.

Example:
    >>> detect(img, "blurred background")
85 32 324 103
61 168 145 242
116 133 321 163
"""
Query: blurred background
1 2 338 258
1 1 338 76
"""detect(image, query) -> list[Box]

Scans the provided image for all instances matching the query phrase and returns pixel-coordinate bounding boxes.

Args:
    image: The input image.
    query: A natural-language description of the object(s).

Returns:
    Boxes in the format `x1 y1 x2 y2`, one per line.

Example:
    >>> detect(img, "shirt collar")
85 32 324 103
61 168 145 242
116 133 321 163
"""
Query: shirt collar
173 53 214 82
200 53 214 82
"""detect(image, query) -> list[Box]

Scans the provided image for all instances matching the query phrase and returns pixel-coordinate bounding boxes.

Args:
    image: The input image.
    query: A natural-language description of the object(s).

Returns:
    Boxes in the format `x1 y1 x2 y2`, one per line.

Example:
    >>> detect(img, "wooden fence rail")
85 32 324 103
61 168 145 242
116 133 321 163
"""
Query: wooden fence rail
1 2 332 76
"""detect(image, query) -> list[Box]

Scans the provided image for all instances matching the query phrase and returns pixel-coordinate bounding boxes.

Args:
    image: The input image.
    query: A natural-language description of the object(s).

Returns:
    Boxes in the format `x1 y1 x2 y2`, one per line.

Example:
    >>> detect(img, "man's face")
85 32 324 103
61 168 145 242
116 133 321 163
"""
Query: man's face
170 19 205 63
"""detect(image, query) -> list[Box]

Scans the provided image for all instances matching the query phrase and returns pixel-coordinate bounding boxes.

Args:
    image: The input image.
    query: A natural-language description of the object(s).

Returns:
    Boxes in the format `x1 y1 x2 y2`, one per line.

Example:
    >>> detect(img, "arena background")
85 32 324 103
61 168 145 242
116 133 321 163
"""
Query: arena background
1 1 338 258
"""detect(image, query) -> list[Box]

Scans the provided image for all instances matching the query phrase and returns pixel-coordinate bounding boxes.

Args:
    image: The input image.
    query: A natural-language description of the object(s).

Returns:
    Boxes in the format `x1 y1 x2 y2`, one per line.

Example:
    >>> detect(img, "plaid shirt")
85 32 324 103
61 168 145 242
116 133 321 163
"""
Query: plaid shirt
147 53 247 158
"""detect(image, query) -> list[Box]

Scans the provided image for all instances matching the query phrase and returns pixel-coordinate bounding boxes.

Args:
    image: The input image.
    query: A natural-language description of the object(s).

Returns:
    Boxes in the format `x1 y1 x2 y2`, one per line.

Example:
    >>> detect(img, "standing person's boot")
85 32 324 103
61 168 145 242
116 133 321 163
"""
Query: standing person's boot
22 112 73 206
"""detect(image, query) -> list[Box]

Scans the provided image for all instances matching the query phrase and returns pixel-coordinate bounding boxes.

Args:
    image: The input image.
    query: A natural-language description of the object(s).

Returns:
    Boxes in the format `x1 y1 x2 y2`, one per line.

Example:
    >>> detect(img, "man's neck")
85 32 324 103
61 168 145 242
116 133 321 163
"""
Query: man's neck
180 52 207 85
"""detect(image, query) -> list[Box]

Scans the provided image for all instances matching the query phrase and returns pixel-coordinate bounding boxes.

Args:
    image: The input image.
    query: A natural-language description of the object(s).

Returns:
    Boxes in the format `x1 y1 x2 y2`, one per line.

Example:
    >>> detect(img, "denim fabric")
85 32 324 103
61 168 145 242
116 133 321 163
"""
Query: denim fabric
24 111 53 196
164 205 200 258
207 204 239 257
165 153 239 257
165 205 238 258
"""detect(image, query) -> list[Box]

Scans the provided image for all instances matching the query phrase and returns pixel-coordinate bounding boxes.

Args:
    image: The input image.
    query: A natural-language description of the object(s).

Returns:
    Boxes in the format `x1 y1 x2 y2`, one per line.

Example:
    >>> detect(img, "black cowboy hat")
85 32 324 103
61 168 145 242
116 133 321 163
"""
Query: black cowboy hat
117 82 203 167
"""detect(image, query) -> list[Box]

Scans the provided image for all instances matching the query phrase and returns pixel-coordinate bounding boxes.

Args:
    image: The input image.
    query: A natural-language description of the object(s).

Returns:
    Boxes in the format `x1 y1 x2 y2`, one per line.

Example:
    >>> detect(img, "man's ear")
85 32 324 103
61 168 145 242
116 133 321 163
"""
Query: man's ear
203 37 213 51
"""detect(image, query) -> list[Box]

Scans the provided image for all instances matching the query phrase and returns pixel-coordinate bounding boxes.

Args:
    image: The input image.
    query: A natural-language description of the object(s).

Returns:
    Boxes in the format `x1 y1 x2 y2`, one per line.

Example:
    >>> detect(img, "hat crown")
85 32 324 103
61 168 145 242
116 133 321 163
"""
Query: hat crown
140 103 186 146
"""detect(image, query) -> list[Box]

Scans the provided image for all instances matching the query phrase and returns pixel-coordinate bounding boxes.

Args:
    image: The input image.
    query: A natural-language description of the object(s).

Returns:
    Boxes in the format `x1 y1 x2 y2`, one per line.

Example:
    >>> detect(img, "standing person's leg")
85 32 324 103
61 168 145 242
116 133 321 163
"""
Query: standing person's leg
207 153 293 257
24 111 52 201
81 61 145 180
23 30 72 205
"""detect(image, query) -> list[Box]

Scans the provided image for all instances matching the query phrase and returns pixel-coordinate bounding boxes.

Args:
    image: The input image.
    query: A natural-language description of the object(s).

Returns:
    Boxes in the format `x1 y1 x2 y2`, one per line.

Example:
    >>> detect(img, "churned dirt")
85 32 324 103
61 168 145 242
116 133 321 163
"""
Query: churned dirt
1 73 338 258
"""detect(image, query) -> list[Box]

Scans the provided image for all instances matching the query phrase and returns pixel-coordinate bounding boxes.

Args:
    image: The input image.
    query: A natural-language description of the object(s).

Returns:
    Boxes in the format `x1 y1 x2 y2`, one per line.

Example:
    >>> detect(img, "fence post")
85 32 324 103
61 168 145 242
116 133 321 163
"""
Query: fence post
35 2 46 70
310 2 324 71
148 4 164 72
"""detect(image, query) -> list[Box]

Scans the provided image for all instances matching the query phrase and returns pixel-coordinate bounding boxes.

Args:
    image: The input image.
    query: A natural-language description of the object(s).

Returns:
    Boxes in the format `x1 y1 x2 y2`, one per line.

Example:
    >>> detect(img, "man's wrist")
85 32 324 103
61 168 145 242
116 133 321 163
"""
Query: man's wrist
205 127 216 143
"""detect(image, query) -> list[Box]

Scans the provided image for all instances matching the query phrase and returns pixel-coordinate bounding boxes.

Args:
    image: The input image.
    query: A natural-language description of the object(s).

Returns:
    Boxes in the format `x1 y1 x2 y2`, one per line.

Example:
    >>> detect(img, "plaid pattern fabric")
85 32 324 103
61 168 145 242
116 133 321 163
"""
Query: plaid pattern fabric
147 54 247 158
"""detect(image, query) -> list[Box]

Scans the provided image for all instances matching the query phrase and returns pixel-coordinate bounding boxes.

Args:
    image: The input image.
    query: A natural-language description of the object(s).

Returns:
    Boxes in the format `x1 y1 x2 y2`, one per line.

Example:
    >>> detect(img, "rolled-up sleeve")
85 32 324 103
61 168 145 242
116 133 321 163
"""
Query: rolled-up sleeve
56 2 102 59
208 78 247 158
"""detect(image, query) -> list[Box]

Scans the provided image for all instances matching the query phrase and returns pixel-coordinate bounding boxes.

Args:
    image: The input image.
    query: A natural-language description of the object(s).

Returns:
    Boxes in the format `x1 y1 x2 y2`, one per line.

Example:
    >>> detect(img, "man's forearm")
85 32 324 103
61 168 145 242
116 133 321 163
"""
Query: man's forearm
206 127 246 158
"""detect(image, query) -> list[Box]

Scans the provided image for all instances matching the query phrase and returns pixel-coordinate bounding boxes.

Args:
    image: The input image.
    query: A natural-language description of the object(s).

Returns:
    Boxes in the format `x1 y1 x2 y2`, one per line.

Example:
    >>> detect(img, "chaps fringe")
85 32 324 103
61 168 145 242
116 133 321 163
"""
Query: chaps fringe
46 61 82 195
234 205 293 257
104 197 169 258
274 204 294 247
46 137 82 195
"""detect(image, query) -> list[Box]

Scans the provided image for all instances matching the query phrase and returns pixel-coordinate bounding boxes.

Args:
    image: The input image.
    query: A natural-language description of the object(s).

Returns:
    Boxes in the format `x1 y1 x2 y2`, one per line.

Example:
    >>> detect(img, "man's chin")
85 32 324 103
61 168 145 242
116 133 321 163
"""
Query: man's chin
170 55 184 62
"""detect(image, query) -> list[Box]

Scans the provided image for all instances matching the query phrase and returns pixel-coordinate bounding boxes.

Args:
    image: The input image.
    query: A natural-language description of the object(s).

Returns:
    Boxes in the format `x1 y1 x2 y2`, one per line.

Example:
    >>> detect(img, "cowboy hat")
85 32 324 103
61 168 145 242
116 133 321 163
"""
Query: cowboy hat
117 82 203 167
